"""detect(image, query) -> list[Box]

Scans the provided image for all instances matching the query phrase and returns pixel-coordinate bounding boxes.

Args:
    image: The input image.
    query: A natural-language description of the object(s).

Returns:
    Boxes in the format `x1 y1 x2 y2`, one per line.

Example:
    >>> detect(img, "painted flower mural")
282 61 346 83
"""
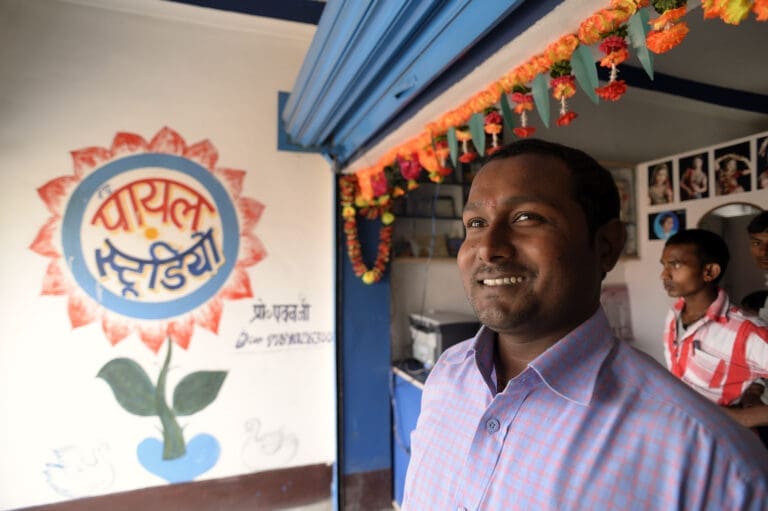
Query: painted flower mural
29 126 266 352
30 127 267 483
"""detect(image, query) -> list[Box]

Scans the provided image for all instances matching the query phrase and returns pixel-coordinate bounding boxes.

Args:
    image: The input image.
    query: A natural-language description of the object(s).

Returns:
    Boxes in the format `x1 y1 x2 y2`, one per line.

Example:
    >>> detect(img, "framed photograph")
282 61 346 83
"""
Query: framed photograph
649 209 686 241
609 167 638 257
757 135 768 190
714 141 752 195
678 152 709 201
647 160 674 205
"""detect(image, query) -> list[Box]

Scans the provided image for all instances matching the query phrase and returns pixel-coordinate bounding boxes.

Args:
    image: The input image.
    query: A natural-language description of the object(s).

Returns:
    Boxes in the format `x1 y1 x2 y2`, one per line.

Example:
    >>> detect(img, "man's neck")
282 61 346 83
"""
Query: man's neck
681 287 719 327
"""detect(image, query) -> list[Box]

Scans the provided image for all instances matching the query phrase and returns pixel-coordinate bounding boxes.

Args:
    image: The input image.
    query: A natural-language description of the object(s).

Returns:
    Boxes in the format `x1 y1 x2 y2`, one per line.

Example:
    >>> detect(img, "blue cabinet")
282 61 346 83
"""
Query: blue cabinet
391 366 425 508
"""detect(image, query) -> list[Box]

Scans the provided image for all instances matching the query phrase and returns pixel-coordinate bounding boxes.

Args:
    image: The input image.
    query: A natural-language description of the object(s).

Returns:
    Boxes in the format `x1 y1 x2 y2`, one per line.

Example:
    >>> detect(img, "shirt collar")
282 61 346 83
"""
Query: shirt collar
672 288 731 325
468 308 616 406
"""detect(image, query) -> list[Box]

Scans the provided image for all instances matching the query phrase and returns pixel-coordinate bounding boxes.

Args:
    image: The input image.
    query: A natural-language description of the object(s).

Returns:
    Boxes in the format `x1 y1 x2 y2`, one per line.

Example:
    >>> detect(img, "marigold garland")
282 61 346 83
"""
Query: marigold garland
340 176 394 284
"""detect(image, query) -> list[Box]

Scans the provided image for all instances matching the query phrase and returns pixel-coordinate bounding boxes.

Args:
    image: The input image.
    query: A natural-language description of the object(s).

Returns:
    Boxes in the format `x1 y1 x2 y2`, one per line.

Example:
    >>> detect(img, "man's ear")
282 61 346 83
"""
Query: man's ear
702 262 722 283
595 218 626 275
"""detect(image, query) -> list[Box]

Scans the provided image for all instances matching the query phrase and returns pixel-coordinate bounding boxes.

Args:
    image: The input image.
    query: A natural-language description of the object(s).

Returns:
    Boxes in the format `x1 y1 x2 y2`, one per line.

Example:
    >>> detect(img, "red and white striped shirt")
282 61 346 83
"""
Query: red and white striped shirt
664 288 768 405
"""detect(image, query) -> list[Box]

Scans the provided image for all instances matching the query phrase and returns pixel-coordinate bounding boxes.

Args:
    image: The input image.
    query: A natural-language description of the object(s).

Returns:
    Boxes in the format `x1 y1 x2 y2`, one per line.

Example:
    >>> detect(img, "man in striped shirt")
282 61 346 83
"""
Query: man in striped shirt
402 139 768 511
660 229 768 429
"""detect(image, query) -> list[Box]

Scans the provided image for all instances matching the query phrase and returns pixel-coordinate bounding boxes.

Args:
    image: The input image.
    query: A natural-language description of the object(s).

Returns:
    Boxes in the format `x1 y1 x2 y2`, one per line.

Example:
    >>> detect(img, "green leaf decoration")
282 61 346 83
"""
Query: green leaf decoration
97 358 156 416
627 10 654 79
531 73 550 128
499 93 516 133
447 127 458 168
571 44 599 104
173 370 227 416
468 113 486 157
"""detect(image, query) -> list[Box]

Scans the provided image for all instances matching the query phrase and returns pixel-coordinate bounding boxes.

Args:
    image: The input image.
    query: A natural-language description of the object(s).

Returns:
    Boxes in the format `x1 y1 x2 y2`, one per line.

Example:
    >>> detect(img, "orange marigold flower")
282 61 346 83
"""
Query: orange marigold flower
701 0 725 19
650 6 687 30
556 111 578 126
595 80 628 101
551 75 577 100
600 48 630 67
513 126 536 138
646 21 689 54
511 92 534 113
487 145 503 155
485 124 503 135
755 0 768 20
455 129 472 142
545 34 579 63
459 152 478 163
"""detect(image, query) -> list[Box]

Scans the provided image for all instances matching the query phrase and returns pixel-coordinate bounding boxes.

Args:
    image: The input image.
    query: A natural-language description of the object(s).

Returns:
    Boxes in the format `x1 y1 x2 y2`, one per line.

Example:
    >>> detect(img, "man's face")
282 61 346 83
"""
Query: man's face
456 154 606 341
660 243 709 298
750 231 768 270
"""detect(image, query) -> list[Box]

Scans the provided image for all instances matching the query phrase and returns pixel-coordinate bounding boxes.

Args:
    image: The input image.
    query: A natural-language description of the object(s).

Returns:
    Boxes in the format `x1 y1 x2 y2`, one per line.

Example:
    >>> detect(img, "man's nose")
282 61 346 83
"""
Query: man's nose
477 222 514 261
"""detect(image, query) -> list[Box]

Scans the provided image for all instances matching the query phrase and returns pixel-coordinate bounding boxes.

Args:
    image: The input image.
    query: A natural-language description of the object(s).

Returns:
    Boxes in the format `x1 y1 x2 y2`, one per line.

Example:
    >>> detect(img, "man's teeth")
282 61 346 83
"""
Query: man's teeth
482 276 524 286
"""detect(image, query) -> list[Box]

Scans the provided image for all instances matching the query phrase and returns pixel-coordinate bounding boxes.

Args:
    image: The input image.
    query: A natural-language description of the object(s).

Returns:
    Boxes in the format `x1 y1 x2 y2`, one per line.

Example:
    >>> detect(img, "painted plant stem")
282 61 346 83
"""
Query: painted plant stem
157 338 185 460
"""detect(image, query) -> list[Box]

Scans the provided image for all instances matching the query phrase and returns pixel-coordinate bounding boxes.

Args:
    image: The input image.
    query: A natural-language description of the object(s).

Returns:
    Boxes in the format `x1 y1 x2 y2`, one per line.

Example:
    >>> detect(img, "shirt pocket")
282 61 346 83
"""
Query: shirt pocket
686 344 727 389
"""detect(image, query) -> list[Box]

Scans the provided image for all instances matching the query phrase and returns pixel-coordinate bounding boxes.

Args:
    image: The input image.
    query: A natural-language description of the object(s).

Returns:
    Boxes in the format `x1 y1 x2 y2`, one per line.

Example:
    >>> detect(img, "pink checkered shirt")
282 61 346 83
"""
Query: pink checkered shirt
663 288 768 405
402 308 768 510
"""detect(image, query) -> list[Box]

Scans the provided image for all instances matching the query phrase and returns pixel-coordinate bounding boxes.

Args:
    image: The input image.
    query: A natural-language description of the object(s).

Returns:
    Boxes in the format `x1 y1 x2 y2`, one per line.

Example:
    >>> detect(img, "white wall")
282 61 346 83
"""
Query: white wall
0 1 334 509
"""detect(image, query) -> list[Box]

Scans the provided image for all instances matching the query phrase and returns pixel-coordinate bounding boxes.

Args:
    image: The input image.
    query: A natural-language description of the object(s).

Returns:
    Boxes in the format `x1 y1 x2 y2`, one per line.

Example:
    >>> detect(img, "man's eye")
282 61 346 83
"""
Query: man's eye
513 212 543 223
465 218 485 229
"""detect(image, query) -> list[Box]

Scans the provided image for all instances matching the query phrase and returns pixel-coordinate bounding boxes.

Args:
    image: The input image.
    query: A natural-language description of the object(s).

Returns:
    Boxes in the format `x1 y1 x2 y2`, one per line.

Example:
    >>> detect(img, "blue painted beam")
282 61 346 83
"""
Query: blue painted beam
283 0 529 151
598 64 768 114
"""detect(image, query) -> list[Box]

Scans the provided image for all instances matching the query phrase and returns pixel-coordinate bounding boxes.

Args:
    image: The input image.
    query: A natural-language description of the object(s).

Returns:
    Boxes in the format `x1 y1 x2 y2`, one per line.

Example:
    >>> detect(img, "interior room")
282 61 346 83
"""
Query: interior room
1 0 766 510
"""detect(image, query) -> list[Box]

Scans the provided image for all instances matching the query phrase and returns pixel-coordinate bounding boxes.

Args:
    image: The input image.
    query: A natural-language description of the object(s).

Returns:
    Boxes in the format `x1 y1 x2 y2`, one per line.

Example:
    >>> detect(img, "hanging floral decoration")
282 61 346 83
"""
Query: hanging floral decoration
595 26 630 101
484 108 504 154
340 175 394 284
339 0 764 284
646 1 689 54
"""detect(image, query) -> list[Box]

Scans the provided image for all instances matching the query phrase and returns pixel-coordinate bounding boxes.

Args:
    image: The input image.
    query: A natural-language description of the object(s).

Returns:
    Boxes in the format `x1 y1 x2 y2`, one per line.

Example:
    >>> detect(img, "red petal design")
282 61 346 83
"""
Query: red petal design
102 313 132 346
168 318 194 350
29 217 61 257
111 132 148 157
38 176 78 216
137 323 167 353
184 140 219 170
238 197 265 232
71 147 112 177
148 127 186 155
213 168 246 199
41 259 70 295
194 299 223 334
67 292 98 328
238 232 267 267
220 267 253 300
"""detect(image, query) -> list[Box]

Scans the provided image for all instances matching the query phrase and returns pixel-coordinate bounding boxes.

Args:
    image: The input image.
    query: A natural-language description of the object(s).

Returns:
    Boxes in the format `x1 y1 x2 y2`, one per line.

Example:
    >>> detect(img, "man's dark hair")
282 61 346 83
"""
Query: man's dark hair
665 229 730 284
484 138 620 236
747 211 768 234
741 290 768 314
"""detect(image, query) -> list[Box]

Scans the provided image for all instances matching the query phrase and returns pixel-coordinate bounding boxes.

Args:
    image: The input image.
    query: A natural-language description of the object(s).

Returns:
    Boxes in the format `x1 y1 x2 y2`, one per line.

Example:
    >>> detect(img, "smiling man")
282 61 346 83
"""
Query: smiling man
748 211 768 321
401 139 768 511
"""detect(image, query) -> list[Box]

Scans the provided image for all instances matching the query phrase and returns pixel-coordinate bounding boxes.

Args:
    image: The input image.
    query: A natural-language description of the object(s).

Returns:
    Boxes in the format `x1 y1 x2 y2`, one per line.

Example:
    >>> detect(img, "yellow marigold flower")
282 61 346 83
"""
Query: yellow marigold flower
362 271 376 284
342 205 356 219
720 0 752 24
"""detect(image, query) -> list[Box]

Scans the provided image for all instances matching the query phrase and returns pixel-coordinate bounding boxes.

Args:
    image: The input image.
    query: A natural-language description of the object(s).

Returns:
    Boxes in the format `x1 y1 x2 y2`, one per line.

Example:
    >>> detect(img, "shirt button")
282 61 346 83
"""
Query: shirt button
486 418 500 434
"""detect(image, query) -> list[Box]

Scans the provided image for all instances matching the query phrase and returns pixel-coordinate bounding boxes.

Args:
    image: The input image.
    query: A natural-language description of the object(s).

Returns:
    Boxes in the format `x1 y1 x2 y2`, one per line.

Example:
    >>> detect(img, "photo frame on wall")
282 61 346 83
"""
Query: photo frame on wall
714 141 752 196
756 135 768 190
678 152 709 201
609 167 638 257
647 160 674 206
648 209 686 241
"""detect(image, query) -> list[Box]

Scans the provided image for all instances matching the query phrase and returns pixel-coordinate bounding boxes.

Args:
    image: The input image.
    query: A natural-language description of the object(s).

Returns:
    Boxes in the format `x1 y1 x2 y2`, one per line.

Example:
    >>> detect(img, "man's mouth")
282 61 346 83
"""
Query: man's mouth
479 275 526 287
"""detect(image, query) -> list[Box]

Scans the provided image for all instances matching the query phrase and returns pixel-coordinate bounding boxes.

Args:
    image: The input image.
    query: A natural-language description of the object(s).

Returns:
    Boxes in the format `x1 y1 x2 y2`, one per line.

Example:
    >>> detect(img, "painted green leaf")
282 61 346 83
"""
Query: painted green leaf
97 358 156 416
571 44 599 104
531 73 550 128
469 113 486 157
173 370 227 416
447 127 458 168
627 10 654 79
499 93 516 133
